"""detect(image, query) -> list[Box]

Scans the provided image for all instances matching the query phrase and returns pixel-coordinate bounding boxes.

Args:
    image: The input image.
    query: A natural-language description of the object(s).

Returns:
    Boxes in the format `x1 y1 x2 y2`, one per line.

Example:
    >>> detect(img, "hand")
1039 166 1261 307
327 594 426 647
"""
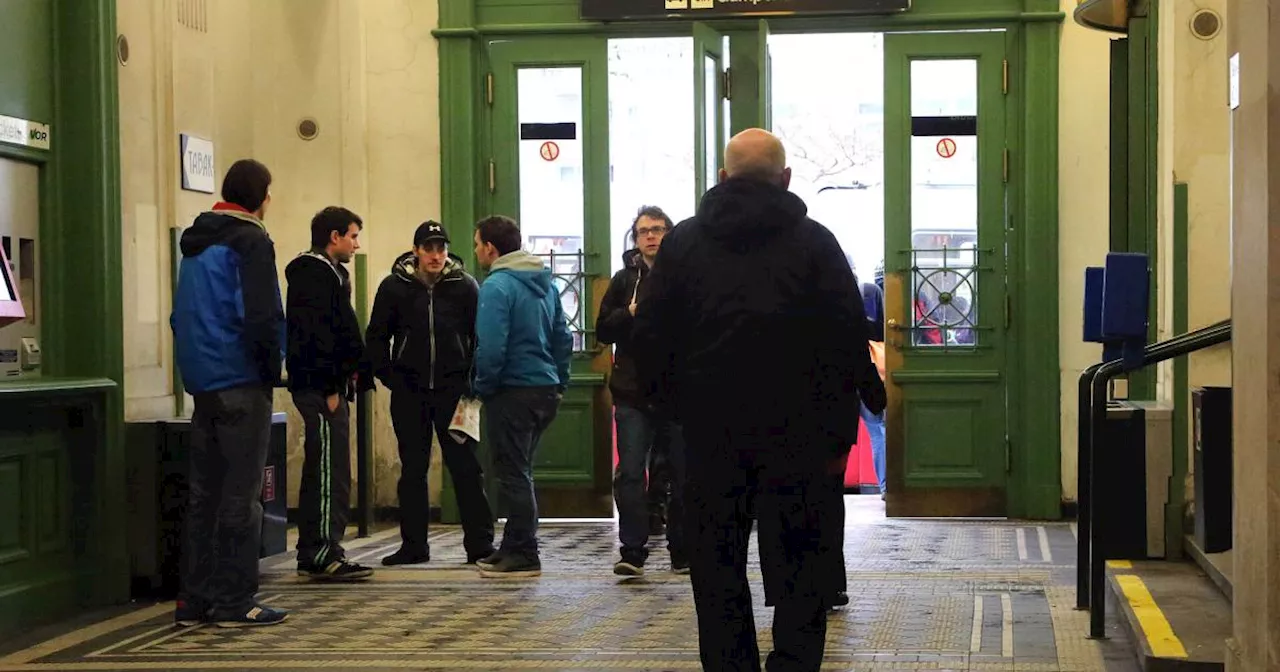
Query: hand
326 393 340 414
628 301 637 316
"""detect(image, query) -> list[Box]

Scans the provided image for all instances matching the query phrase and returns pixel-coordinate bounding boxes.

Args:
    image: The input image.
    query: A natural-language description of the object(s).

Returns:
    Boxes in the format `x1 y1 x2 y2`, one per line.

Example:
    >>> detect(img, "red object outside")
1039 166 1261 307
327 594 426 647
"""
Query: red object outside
612 412 878 492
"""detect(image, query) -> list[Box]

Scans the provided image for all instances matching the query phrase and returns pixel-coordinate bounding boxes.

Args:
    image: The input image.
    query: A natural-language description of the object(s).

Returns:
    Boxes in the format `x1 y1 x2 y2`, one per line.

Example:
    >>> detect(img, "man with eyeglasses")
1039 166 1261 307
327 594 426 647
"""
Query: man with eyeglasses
597 206 689 577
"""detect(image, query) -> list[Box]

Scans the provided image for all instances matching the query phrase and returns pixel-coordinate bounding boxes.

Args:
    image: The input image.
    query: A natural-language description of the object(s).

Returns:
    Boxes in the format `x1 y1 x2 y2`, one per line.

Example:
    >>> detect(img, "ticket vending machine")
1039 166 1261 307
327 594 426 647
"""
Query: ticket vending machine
0 157 41 377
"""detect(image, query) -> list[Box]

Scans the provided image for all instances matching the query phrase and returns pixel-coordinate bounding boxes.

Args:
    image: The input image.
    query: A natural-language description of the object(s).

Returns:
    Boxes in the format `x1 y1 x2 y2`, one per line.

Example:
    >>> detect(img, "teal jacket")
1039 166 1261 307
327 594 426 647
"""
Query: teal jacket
473 250 574 398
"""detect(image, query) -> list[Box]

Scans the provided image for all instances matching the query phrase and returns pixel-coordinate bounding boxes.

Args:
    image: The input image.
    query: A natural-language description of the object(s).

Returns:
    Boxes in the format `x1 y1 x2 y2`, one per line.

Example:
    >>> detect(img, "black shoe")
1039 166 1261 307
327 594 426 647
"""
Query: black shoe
614 549 647 577
382 547 430 566
467 547 497 565
648 513 667 537
479 553 541 577
211 604 289 628
174 600 209 627
827 592 850 610
298 558 374 581
670 555 691 575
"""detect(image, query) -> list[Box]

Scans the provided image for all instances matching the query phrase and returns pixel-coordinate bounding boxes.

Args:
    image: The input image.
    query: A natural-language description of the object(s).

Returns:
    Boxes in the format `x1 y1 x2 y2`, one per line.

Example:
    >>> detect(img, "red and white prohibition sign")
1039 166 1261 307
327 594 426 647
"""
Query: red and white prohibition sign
539 141 560 161
936 137 957 159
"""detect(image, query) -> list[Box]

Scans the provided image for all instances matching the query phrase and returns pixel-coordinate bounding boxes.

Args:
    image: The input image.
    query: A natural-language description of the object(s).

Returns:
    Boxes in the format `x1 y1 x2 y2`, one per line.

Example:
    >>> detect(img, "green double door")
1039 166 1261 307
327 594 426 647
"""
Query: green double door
472 28 1011 520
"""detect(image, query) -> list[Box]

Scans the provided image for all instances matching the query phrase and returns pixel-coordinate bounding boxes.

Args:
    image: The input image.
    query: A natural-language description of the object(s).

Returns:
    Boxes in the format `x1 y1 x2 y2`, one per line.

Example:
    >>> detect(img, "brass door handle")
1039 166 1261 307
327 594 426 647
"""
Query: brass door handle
886 318 904 349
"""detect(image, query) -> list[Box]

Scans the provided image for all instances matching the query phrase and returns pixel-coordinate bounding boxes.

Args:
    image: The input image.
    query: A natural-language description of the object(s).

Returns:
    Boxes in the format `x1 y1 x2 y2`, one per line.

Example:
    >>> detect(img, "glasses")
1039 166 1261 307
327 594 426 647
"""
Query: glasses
636 226 667 238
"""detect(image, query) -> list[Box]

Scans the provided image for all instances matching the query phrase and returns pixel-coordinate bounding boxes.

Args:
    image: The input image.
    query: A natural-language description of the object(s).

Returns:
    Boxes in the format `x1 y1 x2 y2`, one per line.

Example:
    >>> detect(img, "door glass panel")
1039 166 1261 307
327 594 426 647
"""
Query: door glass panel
607 38 695 277
517 66 587 351
909 59 979 347
703 54 720 192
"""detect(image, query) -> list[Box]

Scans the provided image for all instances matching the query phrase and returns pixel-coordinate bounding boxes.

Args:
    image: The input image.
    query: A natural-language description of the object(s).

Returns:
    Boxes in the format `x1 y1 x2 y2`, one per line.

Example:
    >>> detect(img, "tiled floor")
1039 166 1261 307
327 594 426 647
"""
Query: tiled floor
0 497 1141 671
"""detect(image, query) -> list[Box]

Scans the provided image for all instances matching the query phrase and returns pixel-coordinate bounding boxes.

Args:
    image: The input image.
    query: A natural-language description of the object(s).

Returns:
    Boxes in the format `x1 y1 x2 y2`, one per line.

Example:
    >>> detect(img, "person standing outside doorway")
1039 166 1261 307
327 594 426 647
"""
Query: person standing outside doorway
633 129 885 670
365 221 496 566
170 159 289 627
286 206 374 582
597 205 688 577
471 215 574 577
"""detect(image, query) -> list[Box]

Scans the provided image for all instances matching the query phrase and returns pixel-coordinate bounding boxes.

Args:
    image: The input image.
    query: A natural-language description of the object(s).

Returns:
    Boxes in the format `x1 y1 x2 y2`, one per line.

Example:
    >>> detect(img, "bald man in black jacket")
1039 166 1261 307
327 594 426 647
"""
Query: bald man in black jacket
633 128 885 672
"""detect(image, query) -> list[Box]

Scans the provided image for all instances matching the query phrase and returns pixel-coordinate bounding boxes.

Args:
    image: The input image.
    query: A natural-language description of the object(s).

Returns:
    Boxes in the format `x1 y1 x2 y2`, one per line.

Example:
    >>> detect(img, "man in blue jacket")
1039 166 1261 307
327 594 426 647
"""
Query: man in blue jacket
170 159 288 627
471 215 574 577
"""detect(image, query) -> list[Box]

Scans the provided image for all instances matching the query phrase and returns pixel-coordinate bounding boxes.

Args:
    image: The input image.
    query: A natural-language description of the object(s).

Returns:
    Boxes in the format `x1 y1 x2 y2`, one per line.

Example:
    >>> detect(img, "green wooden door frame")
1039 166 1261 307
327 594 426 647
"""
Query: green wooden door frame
436 0 1064 519
882 31 1010 517
0 0 129 623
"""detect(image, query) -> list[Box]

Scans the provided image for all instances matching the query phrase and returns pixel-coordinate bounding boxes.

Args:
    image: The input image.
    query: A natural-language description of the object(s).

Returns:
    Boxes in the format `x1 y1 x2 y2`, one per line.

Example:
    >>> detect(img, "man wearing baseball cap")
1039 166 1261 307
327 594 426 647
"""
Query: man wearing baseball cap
365 221 496 566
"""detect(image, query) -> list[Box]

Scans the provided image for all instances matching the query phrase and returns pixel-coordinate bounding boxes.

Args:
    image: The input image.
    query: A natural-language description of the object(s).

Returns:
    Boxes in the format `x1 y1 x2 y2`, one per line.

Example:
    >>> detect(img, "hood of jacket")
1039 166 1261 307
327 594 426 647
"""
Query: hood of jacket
180 203 265 257
695 178 808 252
621 247 644 270
390 250 466 284
488 250 552 298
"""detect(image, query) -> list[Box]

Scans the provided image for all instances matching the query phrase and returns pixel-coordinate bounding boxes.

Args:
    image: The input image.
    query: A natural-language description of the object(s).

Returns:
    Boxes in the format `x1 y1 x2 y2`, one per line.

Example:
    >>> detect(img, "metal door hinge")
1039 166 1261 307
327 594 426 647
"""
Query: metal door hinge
1002 59 1009 95
723 67 732 101
1003 148 1009 183
488 160 495 193
486 73 494 106
1005 436 1013 473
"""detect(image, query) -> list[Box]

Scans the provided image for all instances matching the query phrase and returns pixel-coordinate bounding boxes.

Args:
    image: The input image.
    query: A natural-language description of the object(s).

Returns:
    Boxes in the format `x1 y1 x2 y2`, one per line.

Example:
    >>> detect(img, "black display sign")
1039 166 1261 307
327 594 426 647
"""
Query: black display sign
582 0 911 21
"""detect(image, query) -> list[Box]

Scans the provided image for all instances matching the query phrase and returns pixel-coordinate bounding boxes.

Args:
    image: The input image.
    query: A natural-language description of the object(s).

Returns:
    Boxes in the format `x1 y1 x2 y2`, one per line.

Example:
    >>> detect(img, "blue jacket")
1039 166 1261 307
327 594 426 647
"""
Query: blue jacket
171 204 285 393
473 250 573 398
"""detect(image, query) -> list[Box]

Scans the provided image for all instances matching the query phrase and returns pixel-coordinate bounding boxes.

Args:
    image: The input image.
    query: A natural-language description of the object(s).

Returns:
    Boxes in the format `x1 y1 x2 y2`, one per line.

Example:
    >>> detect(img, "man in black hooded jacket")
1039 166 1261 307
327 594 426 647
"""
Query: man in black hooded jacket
286 206 375 582
633 128 886 671
365 221 495 566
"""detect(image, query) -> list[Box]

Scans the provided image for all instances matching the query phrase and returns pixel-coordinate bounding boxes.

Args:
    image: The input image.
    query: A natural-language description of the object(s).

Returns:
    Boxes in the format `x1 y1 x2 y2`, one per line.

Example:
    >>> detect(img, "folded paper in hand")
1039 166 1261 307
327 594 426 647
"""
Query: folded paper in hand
449 396 482 443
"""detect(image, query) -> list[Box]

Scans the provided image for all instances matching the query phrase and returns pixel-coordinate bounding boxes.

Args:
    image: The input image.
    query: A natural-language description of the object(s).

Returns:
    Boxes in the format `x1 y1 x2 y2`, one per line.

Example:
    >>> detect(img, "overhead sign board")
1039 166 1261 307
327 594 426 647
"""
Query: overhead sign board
582 0 910 21
0 114 51 150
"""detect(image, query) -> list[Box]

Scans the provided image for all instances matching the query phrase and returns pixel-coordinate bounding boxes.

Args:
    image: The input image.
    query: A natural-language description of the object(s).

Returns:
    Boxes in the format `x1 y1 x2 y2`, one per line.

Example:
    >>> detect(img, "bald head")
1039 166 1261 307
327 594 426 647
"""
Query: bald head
722 128 790 188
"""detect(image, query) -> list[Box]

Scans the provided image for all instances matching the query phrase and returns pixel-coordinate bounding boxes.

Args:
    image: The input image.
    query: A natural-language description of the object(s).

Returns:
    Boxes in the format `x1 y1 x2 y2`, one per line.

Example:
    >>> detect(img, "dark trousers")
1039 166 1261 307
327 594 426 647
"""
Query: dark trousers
614 403 687 560
647 436 671 519
819 446 852 597
683 423 830 672
486 386 561 555
389 389 495 557
292 391 351 567
180 385 273 614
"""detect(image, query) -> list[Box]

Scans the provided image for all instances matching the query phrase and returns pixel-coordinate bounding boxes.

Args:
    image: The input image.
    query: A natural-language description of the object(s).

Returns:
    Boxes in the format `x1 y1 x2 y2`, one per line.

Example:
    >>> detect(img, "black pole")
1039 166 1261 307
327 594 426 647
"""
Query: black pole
356 388 373 538
1076 361 1104 611
1088 361 1121 638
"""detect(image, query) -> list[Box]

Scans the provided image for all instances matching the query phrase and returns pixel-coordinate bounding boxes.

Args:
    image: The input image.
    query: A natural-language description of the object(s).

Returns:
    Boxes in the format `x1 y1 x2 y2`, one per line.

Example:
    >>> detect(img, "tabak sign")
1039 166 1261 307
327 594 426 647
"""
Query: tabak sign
582 0 911 20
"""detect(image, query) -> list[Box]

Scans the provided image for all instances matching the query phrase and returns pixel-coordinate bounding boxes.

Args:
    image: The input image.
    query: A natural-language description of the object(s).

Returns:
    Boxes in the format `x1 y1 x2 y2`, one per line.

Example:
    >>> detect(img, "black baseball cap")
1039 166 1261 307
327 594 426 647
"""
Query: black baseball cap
414 220 449 246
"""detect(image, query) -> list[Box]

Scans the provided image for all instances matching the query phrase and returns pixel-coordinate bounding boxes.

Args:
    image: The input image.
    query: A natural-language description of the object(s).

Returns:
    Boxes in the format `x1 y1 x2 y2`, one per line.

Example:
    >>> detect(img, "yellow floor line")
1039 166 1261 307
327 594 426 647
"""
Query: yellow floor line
1114 574 1189 659
0 603 171 665
1108 560 1133 569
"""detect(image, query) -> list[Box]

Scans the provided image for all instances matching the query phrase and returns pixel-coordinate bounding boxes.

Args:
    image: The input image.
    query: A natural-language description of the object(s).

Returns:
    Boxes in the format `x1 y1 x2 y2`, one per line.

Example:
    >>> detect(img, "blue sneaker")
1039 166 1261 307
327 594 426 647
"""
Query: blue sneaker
212 604 289 628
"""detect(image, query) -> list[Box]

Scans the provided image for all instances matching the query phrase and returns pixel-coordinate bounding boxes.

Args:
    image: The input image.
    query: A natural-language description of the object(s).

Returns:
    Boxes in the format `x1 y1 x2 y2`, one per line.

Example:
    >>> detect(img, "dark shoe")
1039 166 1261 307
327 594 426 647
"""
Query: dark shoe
670 555 691 575
212 604 289 628
648 513 667 537
381 547 430 566
466 547 497 565
298 558 373 581
479 553 541 577
827 592 850 611
174 600 209 627
614 549 647 577
475 550 503 570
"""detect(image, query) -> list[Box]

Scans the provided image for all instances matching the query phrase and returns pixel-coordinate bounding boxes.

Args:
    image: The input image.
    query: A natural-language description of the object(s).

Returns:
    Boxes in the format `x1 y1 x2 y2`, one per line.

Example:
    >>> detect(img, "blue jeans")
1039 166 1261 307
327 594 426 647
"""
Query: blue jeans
860 402 886 493
614 403 687 561
486 386 561 555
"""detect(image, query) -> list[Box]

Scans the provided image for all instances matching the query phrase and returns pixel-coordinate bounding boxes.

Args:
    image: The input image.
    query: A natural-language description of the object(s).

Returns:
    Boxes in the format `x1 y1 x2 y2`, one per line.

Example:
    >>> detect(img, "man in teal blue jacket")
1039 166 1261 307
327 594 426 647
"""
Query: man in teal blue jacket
470 215 574 577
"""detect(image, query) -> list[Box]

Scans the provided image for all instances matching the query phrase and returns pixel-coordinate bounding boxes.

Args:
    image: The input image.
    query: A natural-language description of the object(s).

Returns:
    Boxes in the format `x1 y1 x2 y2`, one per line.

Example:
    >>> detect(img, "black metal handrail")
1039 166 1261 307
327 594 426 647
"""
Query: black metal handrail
1077 319 1231 638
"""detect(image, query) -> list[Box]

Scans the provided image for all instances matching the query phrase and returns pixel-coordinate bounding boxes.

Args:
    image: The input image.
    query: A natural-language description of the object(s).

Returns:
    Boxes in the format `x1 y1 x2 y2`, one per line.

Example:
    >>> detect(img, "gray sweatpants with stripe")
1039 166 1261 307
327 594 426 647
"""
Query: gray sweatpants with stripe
292 391 351 567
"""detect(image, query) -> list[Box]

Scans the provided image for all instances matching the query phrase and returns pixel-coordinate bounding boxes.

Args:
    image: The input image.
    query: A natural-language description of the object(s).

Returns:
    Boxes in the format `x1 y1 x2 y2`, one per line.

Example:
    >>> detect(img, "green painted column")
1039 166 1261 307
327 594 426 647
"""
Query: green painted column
1018 19 1064 519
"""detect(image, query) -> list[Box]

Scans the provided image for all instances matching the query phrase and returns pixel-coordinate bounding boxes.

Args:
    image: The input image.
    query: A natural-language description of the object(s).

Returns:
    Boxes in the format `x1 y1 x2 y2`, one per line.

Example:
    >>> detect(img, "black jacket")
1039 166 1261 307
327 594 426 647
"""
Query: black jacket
632 178 886 445
596 248 652 407
285 251 366 396
365 251 478 395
